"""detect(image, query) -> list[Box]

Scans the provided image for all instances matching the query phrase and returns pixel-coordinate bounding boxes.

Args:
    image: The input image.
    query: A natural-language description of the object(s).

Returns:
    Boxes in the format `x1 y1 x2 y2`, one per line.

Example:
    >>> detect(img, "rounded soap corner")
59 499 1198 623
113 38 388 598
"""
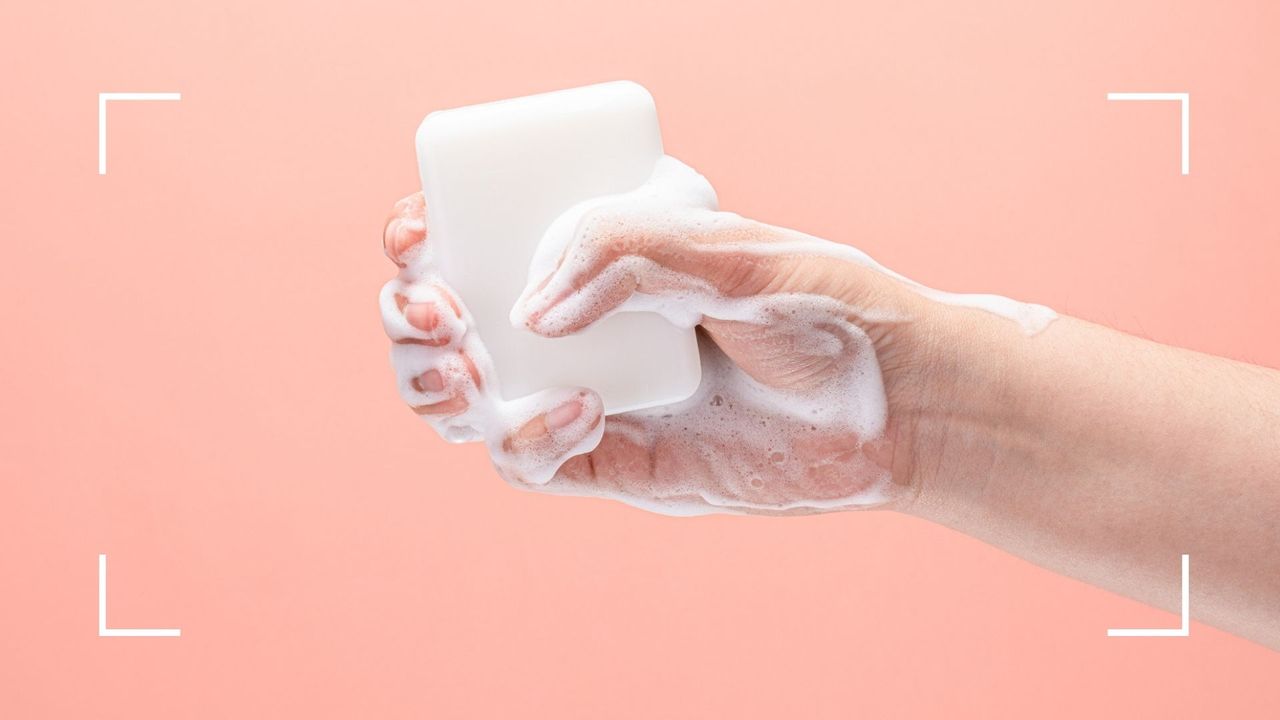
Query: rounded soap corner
611 80 656 109
414 111 443 156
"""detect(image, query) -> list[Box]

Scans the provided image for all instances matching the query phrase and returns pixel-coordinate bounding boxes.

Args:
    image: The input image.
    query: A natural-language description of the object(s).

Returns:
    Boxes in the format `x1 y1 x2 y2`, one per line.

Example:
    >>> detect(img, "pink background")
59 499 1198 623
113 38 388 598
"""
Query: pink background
3 0 1279 717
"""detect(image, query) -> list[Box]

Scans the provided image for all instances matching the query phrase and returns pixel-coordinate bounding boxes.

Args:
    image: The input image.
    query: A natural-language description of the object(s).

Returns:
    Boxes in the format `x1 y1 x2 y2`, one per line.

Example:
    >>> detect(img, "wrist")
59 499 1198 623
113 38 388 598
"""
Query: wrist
883 301 1069 520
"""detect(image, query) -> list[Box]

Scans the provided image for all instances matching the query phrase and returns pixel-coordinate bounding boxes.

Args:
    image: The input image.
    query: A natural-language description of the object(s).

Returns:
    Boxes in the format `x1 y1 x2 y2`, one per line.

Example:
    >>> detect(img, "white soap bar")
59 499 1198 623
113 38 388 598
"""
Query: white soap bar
416 81 702 414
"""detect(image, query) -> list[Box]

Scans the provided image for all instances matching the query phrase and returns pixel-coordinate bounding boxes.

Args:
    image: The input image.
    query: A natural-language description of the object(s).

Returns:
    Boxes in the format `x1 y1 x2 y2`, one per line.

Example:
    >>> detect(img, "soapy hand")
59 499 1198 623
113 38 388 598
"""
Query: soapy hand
381 157 1046 515
381 155 1280 646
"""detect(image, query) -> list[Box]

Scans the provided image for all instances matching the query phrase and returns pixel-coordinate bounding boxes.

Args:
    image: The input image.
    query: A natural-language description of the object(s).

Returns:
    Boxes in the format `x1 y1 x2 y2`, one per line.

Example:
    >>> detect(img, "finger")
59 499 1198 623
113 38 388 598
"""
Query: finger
504 392 584 447
407 350 483 416
489 388 605 487
380 281 465 347
383 192 427 267
405 351 484 398
513 208 793 337
391 340 485 430
392 344 487 444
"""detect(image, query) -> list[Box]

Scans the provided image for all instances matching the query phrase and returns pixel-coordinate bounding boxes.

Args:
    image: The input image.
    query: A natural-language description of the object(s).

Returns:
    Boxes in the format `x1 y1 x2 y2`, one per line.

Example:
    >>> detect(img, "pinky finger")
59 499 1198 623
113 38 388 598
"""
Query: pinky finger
389 347 485 443
407 351 483 415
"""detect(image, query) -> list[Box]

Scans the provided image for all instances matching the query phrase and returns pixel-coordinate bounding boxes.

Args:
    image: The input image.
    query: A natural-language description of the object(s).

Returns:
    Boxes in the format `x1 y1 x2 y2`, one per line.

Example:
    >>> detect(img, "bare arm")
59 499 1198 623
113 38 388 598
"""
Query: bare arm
899 309 1280 649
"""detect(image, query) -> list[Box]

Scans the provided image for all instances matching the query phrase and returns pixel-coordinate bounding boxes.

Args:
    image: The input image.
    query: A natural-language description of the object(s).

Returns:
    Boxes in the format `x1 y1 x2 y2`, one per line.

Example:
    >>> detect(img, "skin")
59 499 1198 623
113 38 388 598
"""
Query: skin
382 191 1280 650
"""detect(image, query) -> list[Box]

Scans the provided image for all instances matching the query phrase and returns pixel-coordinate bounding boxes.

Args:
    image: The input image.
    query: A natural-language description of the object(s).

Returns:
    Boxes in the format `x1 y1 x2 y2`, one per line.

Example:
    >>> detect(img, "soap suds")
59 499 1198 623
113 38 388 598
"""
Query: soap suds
384 155 1056 514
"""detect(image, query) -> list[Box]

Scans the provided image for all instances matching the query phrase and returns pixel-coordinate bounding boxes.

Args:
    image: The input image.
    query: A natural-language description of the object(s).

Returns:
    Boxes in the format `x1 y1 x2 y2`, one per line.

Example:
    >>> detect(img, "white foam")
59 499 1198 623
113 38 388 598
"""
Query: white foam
384 155 1056 514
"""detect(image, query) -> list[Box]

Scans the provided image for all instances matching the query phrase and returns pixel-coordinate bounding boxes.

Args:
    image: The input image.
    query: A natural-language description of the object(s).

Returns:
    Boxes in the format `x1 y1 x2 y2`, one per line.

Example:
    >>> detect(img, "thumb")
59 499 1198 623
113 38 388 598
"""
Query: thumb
511 156 748 337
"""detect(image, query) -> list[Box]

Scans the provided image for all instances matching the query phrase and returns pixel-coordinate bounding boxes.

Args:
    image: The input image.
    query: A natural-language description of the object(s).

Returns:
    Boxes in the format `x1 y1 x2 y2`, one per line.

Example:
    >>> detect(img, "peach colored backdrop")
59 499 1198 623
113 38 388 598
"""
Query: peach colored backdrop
2 1 1278 717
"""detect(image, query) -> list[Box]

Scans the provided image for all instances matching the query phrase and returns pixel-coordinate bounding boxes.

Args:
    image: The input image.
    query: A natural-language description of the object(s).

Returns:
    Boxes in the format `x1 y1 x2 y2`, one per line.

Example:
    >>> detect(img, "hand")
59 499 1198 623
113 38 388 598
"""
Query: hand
381 157 1046 515
381 154 1280 648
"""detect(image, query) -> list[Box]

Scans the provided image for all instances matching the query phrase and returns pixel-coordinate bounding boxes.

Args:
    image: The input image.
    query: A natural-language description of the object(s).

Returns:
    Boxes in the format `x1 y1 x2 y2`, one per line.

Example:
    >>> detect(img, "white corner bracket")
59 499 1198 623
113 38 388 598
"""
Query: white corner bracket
1106 92 1190 175
98 554 181 637
97 92 182 175
1107 554 1190 637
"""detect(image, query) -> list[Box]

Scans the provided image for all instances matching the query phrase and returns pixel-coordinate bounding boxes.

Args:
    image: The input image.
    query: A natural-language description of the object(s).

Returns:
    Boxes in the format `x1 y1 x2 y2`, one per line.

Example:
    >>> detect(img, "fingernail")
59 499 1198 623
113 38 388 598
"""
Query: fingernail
391 218 425 262
545 397 583 430
413 369 444 393
404 303 440 332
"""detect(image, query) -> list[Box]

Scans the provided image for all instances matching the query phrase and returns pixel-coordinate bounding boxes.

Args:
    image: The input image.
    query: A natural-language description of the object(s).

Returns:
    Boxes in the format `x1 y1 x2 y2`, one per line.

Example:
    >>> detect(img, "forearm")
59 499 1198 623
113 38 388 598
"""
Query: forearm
901 309 1280 648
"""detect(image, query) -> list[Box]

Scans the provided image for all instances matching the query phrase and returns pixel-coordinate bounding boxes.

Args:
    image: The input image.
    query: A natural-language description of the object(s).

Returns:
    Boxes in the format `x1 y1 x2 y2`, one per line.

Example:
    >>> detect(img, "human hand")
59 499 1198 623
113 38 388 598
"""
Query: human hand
381 157 1048 515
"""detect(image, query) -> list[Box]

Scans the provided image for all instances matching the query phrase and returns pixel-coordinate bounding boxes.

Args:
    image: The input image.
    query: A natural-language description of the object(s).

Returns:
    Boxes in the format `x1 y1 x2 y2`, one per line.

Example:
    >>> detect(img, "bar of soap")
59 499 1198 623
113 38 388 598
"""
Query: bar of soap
416 81 702 414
